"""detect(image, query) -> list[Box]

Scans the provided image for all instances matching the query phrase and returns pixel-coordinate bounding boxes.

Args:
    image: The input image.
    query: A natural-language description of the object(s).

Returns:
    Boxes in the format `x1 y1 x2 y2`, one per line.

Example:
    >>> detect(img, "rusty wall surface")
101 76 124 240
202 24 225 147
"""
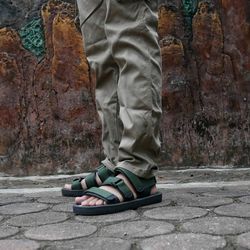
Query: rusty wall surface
0 0 249 176
159 0 250 167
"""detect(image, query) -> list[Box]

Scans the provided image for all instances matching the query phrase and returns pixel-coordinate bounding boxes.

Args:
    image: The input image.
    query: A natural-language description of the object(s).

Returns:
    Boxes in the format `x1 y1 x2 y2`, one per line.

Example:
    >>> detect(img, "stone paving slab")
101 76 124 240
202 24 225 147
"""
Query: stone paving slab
0 194 26 198
161 190 199 199
173 187 223 194
236 232 250 249
181 216 250 235
214 203 250 218
47 237 132 250
37 196 74 204
24 191 61 198
175 196 234 208
0 225 19 239
5 211 69 227
75 210 138 223
99 220 175 238
1 174 250 249
139 199 171 209
143 206 208 220
24 222 97 241
140 233 227 250
51 203 73 213
202 189 250 198
239 195 250 204
0 196 32 206
0 240 40 250
0 203 48 215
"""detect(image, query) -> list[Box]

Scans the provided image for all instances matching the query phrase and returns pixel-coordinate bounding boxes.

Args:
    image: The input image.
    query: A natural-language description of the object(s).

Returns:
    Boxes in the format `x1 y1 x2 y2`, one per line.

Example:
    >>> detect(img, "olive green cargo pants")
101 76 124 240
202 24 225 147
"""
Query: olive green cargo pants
76 0 162 178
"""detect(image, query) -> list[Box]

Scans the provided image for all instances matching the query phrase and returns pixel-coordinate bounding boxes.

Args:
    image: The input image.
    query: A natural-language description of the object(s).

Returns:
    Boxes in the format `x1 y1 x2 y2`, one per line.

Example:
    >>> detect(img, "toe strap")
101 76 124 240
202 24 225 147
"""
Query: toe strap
71 177 85 190
84 187 120 204
71 173 97 190
84 172 98 188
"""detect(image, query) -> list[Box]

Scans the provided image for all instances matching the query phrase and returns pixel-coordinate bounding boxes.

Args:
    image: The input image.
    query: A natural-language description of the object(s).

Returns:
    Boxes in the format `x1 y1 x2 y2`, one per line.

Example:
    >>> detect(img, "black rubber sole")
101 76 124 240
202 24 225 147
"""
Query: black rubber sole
73 192 162 215
61 188 85 197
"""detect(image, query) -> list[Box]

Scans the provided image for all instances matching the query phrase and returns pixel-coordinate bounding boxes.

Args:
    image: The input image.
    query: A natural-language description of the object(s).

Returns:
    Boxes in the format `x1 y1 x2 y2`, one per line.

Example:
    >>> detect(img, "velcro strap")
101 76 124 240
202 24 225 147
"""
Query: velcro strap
97 164 114 182
115 167 156 196
71 177 84 190
84 187 119 204
103 177 134 201
84 172 98 188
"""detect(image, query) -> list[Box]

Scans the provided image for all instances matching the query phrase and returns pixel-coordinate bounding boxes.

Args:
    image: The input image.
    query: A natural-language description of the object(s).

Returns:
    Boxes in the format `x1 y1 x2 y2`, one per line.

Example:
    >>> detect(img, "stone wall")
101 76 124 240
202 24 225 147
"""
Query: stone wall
0 0 249 176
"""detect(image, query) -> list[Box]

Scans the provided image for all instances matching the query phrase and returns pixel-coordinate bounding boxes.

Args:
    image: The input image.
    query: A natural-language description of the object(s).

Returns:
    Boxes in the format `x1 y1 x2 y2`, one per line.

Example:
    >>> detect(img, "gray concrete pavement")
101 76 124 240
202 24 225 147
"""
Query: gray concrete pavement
0 168 250 249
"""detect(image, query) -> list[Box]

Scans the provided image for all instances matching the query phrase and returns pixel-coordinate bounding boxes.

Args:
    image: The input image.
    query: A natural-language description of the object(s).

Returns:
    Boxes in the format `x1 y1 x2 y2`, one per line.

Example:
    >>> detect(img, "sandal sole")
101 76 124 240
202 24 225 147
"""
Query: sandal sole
73 192 162 215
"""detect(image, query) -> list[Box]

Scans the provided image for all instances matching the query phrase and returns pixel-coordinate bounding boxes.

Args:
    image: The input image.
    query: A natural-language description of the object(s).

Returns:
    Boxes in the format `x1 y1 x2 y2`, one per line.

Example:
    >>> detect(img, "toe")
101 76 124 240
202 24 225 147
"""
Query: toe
96 199 104 206
75 195 89 204
89 198 99 206
81 196 96 206
64 184 71 190
81 200 89 206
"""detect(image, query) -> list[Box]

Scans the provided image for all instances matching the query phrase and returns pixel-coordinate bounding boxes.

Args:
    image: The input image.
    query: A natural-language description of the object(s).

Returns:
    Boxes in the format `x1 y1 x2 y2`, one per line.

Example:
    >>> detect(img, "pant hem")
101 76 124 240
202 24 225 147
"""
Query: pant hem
101 158 116 171
115 162 157 179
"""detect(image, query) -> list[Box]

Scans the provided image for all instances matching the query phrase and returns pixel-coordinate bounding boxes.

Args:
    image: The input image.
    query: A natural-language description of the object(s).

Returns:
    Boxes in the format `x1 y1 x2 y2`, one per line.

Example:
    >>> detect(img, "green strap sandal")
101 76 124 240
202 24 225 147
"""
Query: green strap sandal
73 167 162 215
61 164 114 197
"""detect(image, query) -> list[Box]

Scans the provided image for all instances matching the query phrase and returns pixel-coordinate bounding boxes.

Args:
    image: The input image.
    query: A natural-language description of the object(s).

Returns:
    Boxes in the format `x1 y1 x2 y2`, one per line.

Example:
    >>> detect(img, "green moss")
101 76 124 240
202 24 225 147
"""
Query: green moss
182 0 199 17
19 18 45 59
182 0 199 40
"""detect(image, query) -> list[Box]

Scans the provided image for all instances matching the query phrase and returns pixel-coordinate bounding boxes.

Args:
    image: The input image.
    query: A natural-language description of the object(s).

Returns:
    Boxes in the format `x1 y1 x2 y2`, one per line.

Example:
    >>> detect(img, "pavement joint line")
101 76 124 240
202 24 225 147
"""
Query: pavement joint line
1 167 250 181
161 167 250 173
0 173 88 181
157 180 250 189
0 187 61 194
0 180 250 194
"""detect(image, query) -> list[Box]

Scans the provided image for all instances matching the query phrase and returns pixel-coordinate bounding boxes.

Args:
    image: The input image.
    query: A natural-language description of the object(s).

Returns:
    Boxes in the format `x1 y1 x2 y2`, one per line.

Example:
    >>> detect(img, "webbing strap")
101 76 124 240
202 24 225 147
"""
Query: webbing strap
71 177 84 190
84 187 119 204
103 177 134 201
85 172 98 188
97 165 114 182
115 167 156 196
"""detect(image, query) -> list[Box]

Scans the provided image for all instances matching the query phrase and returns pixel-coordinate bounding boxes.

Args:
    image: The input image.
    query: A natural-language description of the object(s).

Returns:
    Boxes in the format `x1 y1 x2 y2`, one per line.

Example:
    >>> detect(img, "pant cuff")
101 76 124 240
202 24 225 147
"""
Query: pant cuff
101 158 116 171
115 161 157 179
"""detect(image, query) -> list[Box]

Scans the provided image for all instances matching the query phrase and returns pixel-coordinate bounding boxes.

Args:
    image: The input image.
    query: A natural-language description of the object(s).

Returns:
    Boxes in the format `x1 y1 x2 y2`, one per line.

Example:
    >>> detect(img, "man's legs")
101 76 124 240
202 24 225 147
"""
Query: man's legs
77 0 162 208
78 0 161 179
78 0 122 169
106 0 162 178
63 0 122 194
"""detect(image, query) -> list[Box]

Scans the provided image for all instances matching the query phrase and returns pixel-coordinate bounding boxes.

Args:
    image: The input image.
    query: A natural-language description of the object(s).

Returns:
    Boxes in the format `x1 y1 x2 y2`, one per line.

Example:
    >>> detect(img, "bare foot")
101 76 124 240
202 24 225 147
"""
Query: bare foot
76 173 158 206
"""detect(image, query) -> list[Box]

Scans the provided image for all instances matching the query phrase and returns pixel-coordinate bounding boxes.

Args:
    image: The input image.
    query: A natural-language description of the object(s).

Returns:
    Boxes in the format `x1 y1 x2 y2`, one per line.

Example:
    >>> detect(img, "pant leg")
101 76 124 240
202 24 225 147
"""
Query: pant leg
104 0 162 178
77 0 122 170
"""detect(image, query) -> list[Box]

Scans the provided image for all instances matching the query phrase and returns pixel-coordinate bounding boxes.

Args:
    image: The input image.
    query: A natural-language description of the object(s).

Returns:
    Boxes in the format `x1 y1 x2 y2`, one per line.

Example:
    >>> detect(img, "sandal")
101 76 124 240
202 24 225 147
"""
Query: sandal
61 164 115 197
73 167 162 215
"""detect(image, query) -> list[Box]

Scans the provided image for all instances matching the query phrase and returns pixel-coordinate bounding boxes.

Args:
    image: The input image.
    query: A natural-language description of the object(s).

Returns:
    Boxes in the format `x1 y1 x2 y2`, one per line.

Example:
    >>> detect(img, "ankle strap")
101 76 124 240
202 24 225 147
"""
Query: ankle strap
115 167 156 196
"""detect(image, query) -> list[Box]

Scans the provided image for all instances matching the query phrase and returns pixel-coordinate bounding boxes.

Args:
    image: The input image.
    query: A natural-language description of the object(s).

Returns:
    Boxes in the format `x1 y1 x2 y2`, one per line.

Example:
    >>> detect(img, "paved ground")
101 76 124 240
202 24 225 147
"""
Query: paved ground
0 168 250 250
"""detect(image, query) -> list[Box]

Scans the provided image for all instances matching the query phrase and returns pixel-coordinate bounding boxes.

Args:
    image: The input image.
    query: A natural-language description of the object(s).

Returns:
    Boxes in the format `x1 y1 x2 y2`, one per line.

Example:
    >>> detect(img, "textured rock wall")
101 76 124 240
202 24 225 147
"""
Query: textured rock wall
0 0 249 175
0 0 101 175
159 0 250 167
